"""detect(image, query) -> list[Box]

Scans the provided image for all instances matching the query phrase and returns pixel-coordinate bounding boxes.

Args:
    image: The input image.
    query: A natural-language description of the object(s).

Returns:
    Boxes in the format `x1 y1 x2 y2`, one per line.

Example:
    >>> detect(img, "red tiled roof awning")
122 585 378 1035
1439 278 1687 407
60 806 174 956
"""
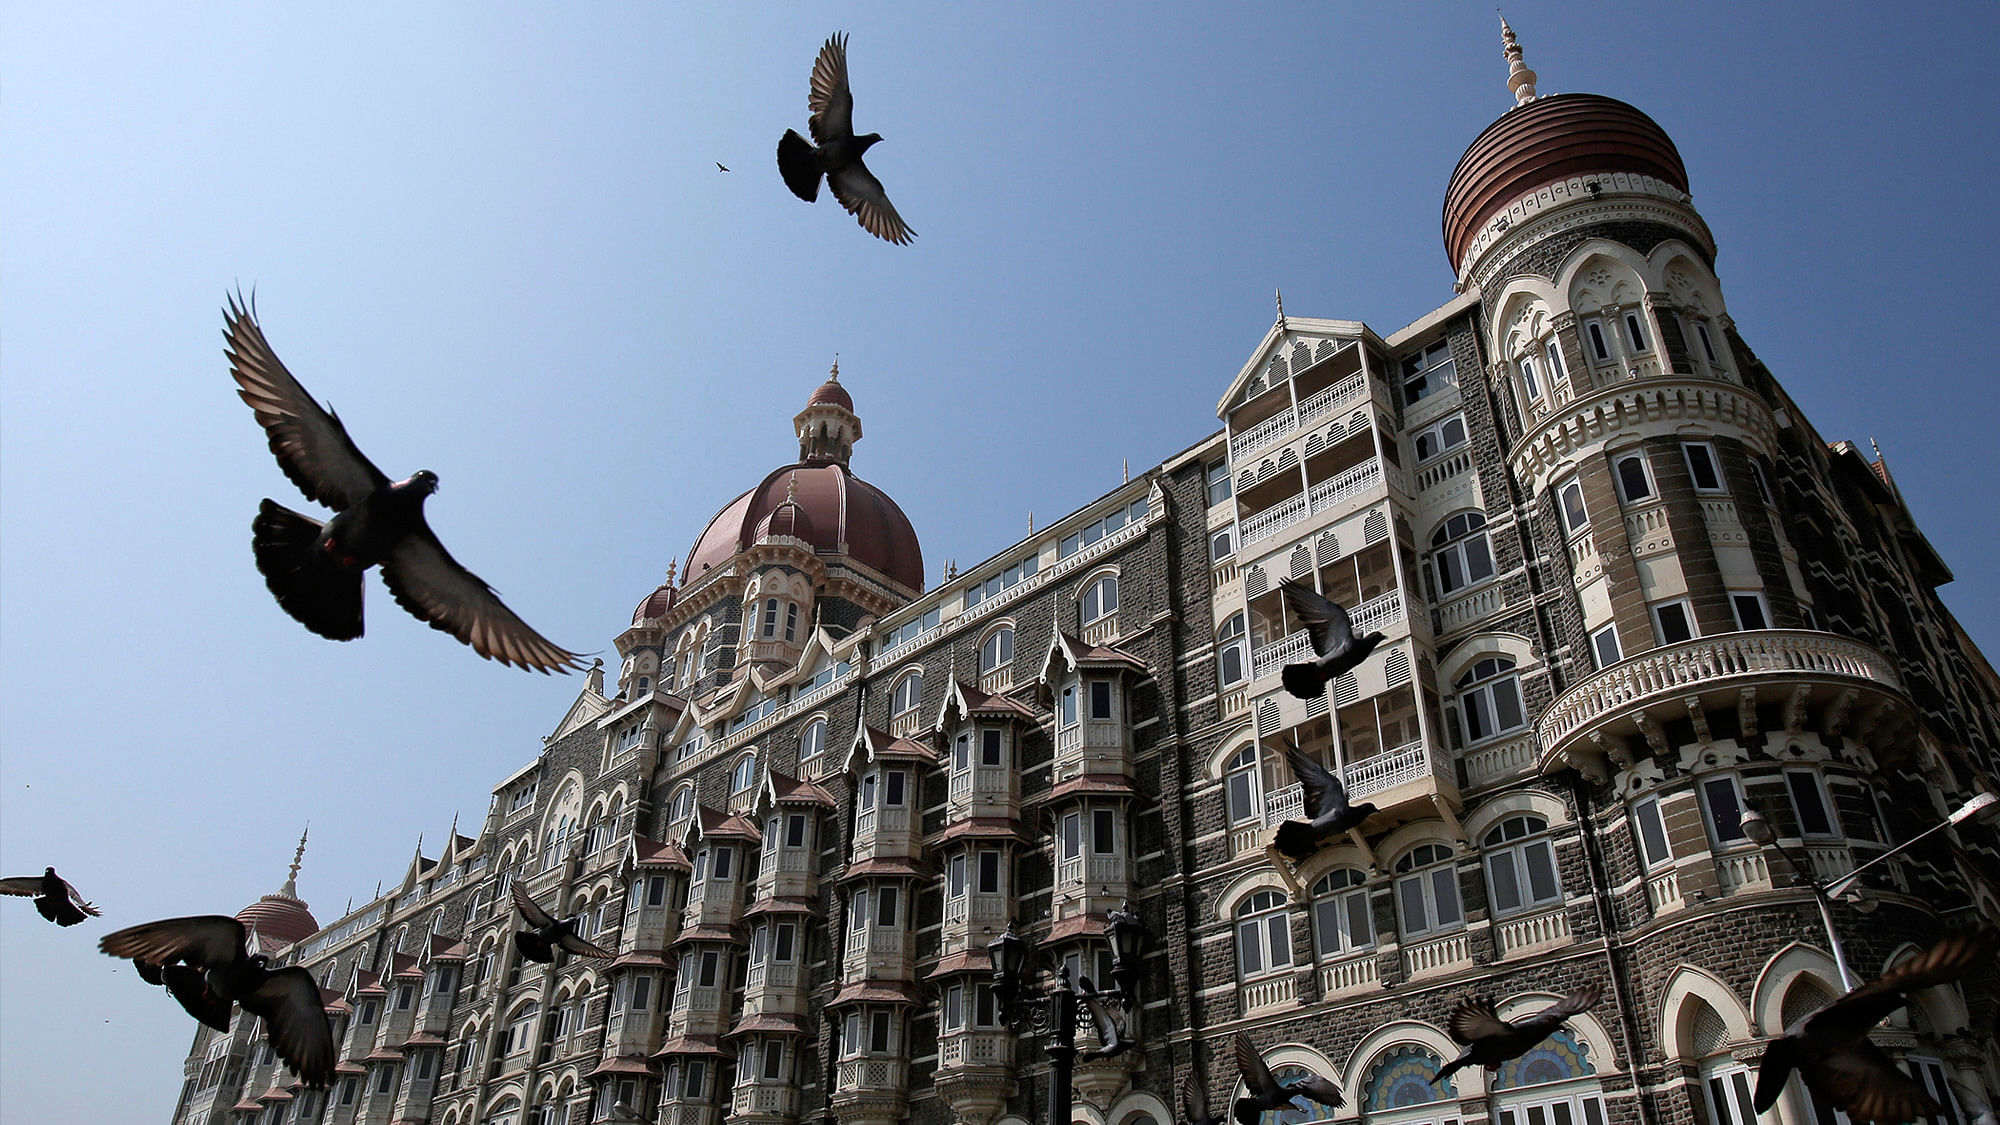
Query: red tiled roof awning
654 1035 730 1058
1032 773 1140 804
588 1055 659 1078
730 1012 814 1036
768 771 837 808
839 857 928 881
672 923 745 946
925 949 993 979
258 1087 294 1102
744 896 820 919
631 834 694 870
390 952 422 980
402 1031 448 1048
365 1046 404 1062
831 980 921 1005
610 950 674 969
334 1062 367 1077
932 817 1025 845
1046 913 1111 944
696 806 763 841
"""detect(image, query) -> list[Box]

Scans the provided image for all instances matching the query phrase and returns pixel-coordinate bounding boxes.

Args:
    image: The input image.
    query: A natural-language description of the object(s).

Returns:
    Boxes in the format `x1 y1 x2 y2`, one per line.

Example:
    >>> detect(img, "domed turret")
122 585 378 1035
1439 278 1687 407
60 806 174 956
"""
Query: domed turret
236 830 319 951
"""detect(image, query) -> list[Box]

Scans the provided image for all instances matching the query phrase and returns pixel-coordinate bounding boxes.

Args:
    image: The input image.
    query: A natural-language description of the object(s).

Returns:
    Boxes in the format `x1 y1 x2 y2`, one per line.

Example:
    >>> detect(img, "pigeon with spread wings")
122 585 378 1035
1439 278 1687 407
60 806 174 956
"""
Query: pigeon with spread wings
0 866 99 926
1075 973 1132 1060
1434 985 1603 1086
1182 1073 1224 1125
1233 1032 1344 1124
1755 929 1994 1124
1271 740 1379 861
776 32 915 245
511 884 614 964
100 915 335 1088
1278 579 1387 700
225 294 585 673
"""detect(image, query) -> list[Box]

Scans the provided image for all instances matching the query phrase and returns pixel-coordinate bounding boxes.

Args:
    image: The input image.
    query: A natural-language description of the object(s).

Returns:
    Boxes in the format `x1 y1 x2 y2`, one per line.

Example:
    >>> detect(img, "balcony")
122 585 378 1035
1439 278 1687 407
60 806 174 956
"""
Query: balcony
732 1081 799 1119
1493 906 1572 958
1228 370 1372 463
942 892 1009 930
1248 589 1406 683
1238 972 1299 1014
660 1104 720 1125
1318 952 1379 996
1230 406 1298 461
938 1031 1010 1070
1538 631 1910 778
1403 931 1471 979
1461 733 1537 790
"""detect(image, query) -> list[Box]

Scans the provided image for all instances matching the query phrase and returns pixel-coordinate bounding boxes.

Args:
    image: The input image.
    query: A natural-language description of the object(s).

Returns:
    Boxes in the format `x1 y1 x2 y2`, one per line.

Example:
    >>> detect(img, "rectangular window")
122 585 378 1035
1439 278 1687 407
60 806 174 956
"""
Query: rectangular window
843 1013 861 1057
375 1065 397 1094
630 975 651 1010
953 733 971 771
1703 1064 1761 1125
850 891 868 932
1683 442 1725 492
870 1012 892 1053
751 924 769 966
395 984 414 1010
948 854 966 897
1653 600 1696 645
1623 311 1650 353
860 773 877 810
1730 592 1770 631
1585 320 1612 362
885 770 906 807
877 885 899 927
1518 356 1542 400
981 729 1003 766
1591 624 1622 668
978 850 1001 894
1092 809 1116 854
1751 458 1775 505
1632 797 1673 869
1786 770 1836 837
786 813 807 849
1060 686 1077 727
1061 812 1082 859
683 1060 707 1099
698 951 719 988
763 1041 785 1080
1090 680 1113 720
1701 776 1748 845
1210 527 1235 563
1544 337 1567 384
943 985 965 1032
1558 478 1588 534
1207 461 1233 507
784 603 798 642
1615 453 1653 502
974 982 998 1028
775 923 796 962
1695 321 1722 365
712 846 733 880
646 875 666 907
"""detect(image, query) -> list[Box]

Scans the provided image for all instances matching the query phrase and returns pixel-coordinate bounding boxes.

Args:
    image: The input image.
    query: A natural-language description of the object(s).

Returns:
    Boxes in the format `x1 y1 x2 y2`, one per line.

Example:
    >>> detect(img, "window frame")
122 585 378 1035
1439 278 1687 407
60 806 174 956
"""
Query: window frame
1309 869 1375 960
1699 774 1750 847
1456 657 1526 745
1784 769 1837 839
1729 591 1770 631
1632 796 1673 870
1393 843 1464 939
1481 816 1563 917
1556 477 1589 535
1652 599 1697 645
1590 624 1622 669
1682 441 1726 493
1081 574 1120 624
1614 451 1654 503
1430 511 1496 597
1233 888 1294 980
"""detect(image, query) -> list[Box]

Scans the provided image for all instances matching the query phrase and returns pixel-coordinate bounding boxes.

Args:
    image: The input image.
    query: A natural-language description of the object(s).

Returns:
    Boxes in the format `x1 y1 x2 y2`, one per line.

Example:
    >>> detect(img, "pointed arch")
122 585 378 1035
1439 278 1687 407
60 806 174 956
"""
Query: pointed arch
1750 941 1843 1035
1661 963 1751 1058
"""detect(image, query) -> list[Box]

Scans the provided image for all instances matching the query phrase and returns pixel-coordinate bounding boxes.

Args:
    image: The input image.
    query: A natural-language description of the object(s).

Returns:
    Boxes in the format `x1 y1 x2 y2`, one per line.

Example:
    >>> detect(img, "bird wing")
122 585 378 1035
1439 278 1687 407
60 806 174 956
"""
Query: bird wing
99 916 246 969
806 32 854 143
1446 995 1510 1045
555 930 616 959
162 963 233 1032
1234 1032 1280 1099
1280 579 1355 659
512 883 557 928
1287 1072 1346 1109
1805 929 1992 1041
1807 1040 1939 1125
0 877 40 897
1076 977 1121 1044
61 877 100 917
379 528 586 674
242 967 337 1089
1508 984 1605 1043
826 161 915 245
1183 1075 1213 1125
1281 741 1350 821
225 293 390 512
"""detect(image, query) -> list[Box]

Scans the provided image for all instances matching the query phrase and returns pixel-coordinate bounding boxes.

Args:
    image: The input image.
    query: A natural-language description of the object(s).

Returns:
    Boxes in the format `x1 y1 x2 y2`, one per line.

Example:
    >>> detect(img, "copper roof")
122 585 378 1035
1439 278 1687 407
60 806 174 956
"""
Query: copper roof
588 1055 659 1077
924 949 994 978
235 889 319 948
831 980 922 1005
1443 92 1688 269
744 896 821 918
401 1031 448 1048
730 1013 814 1036
654 1035 730 1058
1046 912 1111 943
1042 774 1141 802
611 949 675 969
950 680 1043 721
673 923 747 946
695 806 763 842
933 817 1027 845
631 834 694 870
683 461 923 593
425 935 467 962
391 952 422 980
840 857 930 881
805 377 854 411
855 726 938 763
768 770 837 807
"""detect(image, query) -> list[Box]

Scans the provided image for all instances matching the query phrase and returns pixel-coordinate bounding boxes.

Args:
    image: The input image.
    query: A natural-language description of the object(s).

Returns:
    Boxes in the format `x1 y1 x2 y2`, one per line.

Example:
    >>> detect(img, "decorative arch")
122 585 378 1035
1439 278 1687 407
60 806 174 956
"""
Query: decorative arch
1436 631 1539 687
1106 1089 1174 1125
1750 941 1843 1035
1462 789 1572 841
1341 1021 1470 1102
1554 241 1654 312
1372 820 1463 869
1661 964 1752 1058
1204 725 1258 779
1234 1041 1344 1123
1487 276 1563 352
1213 867 1294 921
1495 991 1618 1076
1656 249 1725 318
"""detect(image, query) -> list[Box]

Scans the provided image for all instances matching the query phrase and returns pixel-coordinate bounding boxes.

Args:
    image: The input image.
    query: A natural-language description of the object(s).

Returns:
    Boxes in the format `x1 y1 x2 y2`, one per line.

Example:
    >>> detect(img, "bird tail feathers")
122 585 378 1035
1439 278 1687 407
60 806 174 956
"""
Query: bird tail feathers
1282 662 1328 701
777 129 822 202
252 500 363 641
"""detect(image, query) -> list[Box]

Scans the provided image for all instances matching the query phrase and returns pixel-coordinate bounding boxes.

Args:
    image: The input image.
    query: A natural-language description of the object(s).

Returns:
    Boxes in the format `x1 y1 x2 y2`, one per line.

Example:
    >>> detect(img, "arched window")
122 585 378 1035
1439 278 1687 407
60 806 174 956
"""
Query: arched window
1225 745 1260 825
1310 869 1374 958
1216 613 1248 687
1234 889 1292 980
1615 452 1653 502
1482 816 1561 916
1429 512 1494 596
979 626 1014 674
891 672 923 718
1363 1045 1456 1111
1081 574 1119 624
502 1002 539 1056
761 598 780 639
730 753 759 796
1456 657 1525 744
799 718 827 761
1393 843 1462 939
668 784 696 826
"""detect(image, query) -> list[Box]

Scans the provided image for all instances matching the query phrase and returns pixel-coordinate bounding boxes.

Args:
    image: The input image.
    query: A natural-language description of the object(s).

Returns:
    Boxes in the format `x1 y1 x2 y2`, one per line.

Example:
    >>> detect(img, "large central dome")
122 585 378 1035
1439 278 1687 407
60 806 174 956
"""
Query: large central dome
681 370 923 594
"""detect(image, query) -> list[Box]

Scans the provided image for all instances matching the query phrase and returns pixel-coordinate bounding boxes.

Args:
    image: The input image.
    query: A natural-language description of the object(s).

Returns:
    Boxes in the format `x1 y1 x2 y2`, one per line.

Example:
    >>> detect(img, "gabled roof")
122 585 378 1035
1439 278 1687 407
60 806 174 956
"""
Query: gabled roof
1216 318 1375 418
547 679 614 743
935 679 1043 731
1038 631 1148 686
424 934 466 963
693 806 761 843
844 725 938 772
390 952 422 980
627 834 694 871
761 769 837 812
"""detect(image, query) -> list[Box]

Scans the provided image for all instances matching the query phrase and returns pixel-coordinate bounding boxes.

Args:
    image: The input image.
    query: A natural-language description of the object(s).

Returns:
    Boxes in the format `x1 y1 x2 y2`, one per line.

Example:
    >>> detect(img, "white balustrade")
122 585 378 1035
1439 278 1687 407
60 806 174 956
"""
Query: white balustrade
1349 588 1405 633
1495 907 1572 957
977 667 1014 694
1230 408 1298 460
1344 741 1439 799
1241 494 1309 548
1251 629 1314 680
1238 973 1298 1013
1308 460 1385 515
1404 932 1471 977
1436 584 1504 634
1318 953 1379 995
1646 869 1682 913
1804 846 1853 883
1264 783 1304 825
1415 448 1474 492
837 1057 908 1093
1462 734 1536 788
1297 372 1370 428
1715 850 1770 895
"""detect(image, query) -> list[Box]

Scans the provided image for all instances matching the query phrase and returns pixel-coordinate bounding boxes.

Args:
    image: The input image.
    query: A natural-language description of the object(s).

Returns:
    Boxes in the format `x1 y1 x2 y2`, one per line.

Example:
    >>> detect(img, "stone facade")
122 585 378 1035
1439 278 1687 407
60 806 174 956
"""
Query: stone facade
167 50 2000 1125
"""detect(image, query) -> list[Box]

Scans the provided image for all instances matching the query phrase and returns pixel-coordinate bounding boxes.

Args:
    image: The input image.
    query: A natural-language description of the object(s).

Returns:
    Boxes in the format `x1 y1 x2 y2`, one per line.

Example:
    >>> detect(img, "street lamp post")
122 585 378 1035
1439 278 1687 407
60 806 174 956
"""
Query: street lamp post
1741 791 1997 991
987 907 1149 1125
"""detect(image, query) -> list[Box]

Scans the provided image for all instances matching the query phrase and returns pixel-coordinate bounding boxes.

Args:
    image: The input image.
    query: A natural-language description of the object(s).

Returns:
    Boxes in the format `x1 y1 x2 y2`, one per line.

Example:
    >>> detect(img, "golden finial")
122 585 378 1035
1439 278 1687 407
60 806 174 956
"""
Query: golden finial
1500 13 1539 106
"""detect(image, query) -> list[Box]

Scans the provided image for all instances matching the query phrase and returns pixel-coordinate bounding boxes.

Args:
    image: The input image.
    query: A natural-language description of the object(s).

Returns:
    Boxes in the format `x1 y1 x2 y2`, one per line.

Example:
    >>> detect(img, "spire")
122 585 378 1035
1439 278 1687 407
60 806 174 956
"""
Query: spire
281 827 308 898
829 354 840 381
786 472 799 503
1500 13 1539 106
1274 288 1286 327
665 559 677 587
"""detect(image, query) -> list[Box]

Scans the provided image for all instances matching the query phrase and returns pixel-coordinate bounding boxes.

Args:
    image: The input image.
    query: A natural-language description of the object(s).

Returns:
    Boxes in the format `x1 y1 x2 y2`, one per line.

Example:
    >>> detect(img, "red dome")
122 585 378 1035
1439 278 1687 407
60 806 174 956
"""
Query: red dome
237 891 320 949
633 584 677 625
805 378 853 411
1443 92 1688 269
685 463 922 592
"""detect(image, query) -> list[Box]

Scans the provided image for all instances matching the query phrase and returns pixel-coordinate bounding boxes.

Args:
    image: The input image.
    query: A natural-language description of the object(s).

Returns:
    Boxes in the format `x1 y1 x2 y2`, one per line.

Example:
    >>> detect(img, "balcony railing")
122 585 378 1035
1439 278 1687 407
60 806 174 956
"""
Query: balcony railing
1258 742 1444 835
1238 973 1298 1014
733 1082 799 1118
1462 734 1537 789
1414 448 1475 493
836 1057 909 1095
1715 849 1770 895
1055 854 1127 890
938 1031 1009 1069
1538 631 1904 758
1250 630 1314 680
1297 371 1370 428
1318 952 1379 995
1349 588 1405 634
1403 931 1470 978
943 893 1009 928
1230 407 1298 461
1494 906 1572 958
1241 494 1308 549
1307 459 1384 514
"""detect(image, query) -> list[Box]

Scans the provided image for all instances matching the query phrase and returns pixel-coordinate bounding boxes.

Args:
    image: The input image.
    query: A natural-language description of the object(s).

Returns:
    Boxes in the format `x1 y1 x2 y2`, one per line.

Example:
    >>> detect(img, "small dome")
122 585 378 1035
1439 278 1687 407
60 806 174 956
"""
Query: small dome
237 891 319 949
633 583 676 625
685 461 922 592
805 377 853 411
1443 92 1688 270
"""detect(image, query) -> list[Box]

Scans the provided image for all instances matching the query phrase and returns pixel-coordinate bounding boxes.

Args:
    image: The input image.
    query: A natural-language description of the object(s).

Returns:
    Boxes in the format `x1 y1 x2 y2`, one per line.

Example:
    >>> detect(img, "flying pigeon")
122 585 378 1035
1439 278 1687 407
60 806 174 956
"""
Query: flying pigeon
511 884 614 964
0 866 99 926
776 32 915 245
99 915 335 1087
1234 1032 1344 1124
225 294 586 674
1756 930 1994 1124
716 162 731 172
1434 984 1604 1086
1271 741 1379 861
1278 579 1387 700
1182 1074 1224 1125
1075 974 1132 1060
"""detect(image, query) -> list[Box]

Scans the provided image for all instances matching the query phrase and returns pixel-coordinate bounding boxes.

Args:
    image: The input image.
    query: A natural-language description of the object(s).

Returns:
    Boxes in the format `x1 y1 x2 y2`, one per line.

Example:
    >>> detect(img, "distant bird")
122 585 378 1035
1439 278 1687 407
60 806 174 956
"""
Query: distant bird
1271 740 1379 861
776 32 915 245
1434 985 1604 1086
716 162 731 172
1278 579 1387 700
1234 1032 1344 1124
1075 974 1132 1060
0 866 99 926
511 884 614 964
225 294 586 673
1182 1074 1224 1125
99 915 334 1087
1756 930 1994 1124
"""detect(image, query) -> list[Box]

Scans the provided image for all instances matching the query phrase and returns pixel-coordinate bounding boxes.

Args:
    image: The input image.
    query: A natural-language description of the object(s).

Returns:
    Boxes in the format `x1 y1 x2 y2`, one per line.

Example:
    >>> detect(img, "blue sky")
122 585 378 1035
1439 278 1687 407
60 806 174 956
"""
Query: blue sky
4 3 1997 1120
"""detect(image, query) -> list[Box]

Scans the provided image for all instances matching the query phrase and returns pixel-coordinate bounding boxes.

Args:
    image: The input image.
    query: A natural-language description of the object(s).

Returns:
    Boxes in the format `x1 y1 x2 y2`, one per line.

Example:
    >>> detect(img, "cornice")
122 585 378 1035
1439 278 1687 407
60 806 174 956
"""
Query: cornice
1508 377 1777 495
